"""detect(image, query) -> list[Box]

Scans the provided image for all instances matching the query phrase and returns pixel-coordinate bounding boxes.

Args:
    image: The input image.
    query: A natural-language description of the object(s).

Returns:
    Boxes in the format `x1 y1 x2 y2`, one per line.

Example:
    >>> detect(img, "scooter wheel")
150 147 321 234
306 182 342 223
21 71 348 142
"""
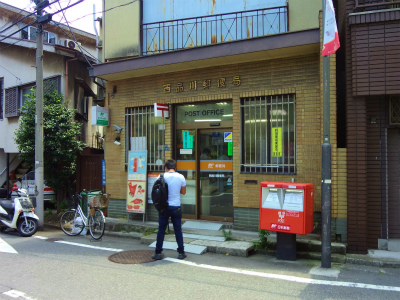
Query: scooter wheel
17 218 38 237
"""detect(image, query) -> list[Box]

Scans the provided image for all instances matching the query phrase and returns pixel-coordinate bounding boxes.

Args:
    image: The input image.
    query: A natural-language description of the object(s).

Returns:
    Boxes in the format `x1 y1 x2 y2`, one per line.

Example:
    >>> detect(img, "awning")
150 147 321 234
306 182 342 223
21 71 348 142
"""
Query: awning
89 28 320 82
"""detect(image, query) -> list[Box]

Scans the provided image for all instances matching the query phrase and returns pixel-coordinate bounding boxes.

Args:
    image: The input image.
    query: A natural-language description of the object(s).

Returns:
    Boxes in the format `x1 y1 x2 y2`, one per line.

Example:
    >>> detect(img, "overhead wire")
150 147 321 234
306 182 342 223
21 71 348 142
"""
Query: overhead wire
66 0 139 25
51 22 100 63
0 64 21 82
0 0 84 42
0 0 62 36
55 0 93 67
0 2 35 33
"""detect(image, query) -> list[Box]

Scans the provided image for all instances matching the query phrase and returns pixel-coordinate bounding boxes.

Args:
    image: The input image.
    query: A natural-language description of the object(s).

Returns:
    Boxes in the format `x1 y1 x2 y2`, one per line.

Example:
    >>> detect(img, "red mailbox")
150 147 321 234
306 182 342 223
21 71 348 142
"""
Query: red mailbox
259 181 314 235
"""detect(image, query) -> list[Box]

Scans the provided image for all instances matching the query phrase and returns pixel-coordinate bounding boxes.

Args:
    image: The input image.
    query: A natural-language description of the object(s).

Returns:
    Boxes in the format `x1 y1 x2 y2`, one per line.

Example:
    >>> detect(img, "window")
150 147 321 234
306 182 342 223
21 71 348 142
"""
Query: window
125 107 165 171
4 76 61 118
389 96 400 125
20 85 34 108
75 86 89 120
240 94 296 174
21 26 57 44
0 78 3 119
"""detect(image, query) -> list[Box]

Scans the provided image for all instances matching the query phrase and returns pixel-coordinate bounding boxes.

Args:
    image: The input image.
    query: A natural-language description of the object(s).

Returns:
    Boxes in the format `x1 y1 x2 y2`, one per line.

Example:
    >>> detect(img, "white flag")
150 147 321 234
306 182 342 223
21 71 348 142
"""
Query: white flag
322 0 340 56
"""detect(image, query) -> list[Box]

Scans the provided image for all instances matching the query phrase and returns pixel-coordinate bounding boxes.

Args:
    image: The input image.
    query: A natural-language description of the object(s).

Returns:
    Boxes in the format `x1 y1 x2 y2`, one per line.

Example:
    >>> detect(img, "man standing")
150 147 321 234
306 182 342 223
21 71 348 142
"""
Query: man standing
152 159 187 260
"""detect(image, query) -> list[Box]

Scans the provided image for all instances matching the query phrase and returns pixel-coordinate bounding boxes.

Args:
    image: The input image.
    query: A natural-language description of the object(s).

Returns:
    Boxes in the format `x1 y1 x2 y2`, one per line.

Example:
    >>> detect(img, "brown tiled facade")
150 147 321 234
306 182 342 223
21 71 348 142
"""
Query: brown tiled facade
102 50 346 234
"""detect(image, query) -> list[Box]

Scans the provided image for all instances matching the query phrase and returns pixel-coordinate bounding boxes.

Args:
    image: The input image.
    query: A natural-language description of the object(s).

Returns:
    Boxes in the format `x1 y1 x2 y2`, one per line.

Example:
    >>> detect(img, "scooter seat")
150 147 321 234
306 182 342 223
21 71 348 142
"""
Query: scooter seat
0 199 14 214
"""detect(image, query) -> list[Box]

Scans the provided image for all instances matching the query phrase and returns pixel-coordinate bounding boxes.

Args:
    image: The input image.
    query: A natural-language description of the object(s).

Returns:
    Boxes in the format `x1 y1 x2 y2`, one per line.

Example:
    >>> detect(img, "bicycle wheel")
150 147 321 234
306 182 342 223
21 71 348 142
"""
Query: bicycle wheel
60 209 84 236
88 209 105 240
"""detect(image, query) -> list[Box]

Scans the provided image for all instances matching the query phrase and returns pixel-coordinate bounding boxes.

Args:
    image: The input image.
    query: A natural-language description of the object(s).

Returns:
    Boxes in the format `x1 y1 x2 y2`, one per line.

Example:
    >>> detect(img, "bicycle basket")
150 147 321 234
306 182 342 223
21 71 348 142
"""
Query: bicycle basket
88 193 110 208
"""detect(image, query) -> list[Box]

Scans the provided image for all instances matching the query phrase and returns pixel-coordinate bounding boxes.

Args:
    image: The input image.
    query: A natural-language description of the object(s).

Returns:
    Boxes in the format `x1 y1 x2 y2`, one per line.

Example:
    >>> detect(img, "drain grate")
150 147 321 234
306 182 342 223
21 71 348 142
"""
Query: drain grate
108 250 161 264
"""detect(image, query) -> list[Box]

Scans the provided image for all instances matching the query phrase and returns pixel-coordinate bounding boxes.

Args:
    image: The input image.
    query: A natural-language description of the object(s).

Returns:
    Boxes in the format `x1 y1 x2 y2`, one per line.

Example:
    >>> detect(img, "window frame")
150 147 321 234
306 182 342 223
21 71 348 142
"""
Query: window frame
0 78 3 119
240 94 296 174
21 26 57 44
125 106 166 172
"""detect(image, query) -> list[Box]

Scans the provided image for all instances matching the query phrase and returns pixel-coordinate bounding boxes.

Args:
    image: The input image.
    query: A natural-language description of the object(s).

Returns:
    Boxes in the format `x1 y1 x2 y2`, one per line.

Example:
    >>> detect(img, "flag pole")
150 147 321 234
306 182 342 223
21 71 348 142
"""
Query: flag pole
321 0 340 269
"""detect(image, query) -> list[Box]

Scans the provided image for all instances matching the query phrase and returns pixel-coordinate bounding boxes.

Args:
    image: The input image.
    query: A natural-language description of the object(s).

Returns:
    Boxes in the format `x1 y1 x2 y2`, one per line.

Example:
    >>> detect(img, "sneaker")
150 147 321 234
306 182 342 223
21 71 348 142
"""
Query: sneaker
152 253 162 260
177 253 187 260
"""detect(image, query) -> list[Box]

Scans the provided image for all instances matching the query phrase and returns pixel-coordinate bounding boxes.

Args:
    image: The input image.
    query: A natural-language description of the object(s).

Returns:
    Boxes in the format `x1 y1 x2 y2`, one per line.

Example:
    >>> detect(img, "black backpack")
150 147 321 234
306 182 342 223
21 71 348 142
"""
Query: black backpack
151 173 169 213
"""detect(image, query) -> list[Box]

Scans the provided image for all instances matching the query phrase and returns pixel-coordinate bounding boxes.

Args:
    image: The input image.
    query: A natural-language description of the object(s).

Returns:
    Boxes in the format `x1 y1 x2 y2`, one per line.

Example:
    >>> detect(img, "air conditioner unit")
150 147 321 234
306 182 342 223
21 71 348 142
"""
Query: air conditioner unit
64 39 81 50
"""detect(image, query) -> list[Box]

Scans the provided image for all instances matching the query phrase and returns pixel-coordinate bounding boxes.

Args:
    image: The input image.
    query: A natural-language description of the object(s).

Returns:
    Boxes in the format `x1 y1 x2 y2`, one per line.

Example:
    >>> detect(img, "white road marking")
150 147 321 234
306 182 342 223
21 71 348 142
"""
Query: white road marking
35 236 123 252
33 236 400 293
0 237 18 254
3 290 36 299
54 240 123 252
165 258 400 293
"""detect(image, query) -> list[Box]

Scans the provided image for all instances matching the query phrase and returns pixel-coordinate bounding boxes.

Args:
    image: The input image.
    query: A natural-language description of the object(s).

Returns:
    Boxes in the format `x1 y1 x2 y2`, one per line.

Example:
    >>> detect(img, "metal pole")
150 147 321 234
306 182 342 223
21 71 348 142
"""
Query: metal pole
35 0 45 228
321 0 332 268
6 153 10 199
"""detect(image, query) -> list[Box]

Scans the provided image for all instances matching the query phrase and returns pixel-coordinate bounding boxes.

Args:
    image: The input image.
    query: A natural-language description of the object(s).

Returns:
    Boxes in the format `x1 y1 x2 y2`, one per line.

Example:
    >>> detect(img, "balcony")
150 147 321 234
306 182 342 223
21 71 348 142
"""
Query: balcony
355 0 400 12
142 6 288 56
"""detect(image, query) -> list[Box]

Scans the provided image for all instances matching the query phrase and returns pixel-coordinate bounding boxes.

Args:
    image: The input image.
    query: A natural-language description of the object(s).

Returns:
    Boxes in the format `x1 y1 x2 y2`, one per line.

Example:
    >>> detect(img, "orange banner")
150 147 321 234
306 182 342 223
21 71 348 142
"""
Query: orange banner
200 161 233 171
177 160 232 171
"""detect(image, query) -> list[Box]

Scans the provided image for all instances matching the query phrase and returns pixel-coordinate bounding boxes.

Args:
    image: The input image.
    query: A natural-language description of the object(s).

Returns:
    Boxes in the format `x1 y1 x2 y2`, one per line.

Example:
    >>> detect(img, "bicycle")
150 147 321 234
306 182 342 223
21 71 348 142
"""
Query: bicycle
59 193 109 240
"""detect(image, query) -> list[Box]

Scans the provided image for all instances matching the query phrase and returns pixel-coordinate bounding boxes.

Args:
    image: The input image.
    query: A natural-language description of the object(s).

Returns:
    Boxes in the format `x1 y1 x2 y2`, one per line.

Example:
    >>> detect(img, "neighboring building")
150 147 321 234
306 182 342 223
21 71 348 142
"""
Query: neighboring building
0 2 104 192
336 0 400 253
91 0 345 237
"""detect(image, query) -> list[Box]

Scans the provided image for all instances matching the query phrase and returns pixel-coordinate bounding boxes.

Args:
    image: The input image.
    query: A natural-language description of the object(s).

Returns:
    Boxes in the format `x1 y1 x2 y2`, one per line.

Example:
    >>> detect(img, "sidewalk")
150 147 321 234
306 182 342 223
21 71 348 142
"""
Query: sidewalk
104 217 400 268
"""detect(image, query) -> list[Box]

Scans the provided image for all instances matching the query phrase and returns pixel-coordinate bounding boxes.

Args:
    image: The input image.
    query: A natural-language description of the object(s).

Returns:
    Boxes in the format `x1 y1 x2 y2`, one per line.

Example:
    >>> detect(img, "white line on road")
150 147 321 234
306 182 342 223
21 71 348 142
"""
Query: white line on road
34 236 123 252
164 258 400 293
3 290 36 299
54 240 124 252
0 237 17 254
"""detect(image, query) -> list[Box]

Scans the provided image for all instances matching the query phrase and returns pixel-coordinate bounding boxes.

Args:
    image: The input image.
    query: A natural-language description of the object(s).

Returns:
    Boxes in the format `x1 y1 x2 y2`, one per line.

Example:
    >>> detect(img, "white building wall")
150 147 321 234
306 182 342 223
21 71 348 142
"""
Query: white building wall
0 44 65 153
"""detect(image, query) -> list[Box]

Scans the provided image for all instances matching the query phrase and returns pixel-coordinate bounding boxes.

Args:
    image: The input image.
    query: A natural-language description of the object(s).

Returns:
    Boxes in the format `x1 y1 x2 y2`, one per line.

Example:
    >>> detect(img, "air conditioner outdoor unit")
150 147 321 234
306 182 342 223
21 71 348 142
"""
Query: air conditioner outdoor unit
64 39 81 50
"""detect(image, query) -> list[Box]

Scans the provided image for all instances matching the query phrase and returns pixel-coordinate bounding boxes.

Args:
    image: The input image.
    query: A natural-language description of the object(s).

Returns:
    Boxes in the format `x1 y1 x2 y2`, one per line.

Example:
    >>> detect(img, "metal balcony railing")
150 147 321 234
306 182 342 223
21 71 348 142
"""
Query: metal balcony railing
142 6 288 55
355 0 400 12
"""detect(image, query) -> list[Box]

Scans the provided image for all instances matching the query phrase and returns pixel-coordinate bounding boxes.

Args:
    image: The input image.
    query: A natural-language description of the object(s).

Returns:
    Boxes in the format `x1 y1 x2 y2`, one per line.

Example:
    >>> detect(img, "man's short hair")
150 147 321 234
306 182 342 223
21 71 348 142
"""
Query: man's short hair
165 159 177 170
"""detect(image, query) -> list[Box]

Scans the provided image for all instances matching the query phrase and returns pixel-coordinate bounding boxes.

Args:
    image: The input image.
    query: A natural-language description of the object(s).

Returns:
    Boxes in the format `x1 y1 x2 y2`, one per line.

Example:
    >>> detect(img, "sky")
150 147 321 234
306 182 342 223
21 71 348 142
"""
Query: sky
1 0 102 35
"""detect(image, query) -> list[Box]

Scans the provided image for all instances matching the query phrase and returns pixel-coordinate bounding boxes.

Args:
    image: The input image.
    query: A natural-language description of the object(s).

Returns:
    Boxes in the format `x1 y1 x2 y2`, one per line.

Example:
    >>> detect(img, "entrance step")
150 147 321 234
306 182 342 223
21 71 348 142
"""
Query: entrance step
183 233 225 242
182 220 223 231
148 241 207 255
388 239 400 252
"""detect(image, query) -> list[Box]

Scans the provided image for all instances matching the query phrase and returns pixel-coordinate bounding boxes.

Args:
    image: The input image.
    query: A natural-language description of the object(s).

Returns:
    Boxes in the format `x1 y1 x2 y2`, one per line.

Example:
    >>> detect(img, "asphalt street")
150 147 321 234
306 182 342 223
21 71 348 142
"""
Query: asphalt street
1 228 400 300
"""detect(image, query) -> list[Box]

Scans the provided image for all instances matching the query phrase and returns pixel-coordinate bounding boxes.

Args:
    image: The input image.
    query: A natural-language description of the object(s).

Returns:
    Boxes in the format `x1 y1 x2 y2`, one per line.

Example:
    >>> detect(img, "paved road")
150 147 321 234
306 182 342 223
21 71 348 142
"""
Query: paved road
1 228 400 300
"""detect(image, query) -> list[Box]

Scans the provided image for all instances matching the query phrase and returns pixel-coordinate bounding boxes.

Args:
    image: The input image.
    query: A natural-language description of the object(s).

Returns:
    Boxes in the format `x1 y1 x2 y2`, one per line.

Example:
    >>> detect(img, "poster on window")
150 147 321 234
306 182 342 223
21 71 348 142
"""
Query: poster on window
272 127 282 157
127 151 147 213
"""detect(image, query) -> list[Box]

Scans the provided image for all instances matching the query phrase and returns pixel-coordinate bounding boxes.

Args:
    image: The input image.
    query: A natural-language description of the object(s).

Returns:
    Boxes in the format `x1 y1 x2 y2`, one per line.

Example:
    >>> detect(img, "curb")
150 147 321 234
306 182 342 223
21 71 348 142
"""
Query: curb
44 219 400 267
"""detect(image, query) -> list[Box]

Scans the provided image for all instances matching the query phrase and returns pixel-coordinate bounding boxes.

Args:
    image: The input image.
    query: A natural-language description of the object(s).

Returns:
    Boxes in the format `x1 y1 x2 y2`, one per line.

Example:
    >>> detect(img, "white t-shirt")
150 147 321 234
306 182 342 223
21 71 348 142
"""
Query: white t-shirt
163 172 186 207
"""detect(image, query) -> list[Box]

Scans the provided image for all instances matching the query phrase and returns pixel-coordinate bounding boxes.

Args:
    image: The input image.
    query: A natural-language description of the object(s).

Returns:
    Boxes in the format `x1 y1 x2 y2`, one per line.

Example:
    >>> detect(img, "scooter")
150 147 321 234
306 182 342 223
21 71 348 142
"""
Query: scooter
0 187 39 237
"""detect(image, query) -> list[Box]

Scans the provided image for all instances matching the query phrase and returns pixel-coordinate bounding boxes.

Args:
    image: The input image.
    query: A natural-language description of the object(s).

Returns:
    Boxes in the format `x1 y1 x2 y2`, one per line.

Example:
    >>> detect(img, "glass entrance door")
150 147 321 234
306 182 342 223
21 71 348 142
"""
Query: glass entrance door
176 128 233 221
199 130 233 221
176 129 197 218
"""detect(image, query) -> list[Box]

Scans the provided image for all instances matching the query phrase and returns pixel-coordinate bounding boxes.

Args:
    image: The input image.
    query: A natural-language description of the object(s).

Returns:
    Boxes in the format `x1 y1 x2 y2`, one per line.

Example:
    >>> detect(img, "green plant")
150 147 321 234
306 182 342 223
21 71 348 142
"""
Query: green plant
222 229 232 241
142 228 155 236
253 229 270 251
154 228 169 234
15 89 85 213
44 208 53 218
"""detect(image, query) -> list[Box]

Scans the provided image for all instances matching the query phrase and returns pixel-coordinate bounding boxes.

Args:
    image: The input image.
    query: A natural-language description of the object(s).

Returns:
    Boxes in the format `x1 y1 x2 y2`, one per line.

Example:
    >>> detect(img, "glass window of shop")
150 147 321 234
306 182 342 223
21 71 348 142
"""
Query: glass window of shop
240 94 296 174
125 107 165 171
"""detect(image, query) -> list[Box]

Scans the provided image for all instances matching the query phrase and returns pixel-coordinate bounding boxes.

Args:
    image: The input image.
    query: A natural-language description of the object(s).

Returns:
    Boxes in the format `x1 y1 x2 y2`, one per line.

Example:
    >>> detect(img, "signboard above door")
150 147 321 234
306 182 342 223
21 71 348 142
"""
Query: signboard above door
176 102 232 123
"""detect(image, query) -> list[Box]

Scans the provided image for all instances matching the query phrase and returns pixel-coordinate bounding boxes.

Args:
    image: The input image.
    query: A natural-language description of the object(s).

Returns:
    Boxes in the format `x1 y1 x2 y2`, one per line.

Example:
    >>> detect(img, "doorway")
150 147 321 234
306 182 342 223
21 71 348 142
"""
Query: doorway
176 128 233 221
174 103 233 221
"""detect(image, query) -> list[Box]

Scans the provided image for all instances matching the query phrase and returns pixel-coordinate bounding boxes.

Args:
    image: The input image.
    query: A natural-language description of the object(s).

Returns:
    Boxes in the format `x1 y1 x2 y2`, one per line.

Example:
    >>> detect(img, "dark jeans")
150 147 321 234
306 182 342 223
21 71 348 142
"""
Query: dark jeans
155 206 184 254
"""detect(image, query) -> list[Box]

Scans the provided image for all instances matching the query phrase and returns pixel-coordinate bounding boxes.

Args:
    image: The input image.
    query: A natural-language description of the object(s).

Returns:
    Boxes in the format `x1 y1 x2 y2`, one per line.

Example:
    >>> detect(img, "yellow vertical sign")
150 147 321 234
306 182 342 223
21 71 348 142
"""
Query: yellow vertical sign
272 127 282 157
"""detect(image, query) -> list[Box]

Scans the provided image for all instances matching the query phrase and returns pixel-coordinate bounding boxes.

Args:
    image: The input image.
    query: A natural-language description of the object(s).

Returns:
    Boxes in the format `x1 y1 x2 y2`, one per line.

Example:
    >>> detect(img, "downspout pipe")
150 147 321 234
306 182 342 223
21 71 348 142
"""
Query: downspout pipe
65 58 78 102
91 3 106 90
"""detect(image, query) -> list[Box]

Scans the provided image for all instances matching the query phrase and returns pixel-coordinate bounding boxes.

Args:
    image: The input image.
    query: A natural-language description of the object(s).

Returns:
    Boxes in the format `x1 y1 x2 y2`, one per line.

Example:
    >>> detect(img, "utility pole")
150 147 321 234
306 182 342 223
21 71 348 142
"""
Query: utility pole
34 0 50 228
321 0 332 268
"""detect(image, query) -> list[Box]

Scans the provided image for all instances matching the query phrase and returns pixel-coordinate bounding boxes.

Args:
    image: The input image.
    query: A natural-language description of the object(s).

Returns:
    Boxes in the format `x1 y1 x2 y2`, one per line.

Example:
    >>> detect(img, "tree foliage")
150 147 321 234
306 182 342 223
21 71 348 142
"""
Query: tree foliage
14 89 85 210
